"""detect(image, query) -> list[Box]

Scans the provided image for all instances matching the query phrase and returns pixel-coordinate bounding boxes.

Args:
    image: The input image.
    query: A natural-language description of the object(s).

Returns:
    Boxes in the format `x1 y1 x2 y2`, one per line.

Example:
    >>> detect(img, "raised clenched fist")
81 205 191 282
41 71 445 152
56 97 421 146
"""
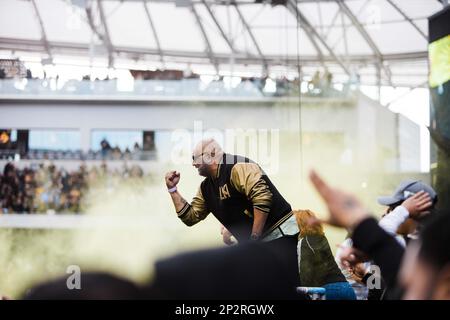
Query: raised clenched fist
165 171 180 189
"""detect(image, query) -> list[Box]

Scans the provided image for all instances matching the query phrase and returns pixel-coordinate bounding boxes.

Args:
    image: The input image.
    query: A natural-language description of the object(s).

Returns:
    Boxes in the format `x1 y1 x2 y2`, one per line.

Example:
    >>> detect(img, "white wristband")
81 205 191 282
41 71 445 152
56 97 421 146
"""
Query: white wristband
168 186 177 193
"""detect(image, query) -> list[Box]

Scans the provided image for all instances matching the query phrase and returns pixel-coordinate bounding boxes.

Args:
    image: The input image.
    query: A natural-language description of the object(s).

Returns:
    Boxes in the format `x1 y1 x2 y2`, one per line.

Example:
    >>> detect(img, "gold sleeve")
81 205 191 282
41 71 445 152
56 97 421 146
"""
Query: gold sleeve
177 187 210 226
230 163 273 214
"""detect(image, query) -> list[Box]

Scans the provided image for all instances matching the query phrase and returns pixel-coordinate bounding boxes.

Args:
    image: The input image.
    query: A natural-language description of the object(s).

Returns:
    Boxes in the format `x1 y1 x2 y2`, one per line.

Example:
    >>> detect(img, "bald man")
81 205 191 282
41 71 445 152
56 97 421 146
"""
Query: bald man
165 139 298 244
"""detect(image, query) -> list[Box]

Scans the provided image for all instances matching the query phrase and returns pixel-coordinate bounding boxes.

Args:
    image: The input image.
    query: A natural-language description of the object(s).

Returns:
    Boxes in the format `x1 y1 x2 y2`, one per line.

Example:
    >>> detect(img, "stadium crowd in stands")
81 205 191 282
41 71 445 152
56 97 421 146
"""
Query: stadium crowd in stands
0 64 354 99
0 161 145 214
0 143 155 162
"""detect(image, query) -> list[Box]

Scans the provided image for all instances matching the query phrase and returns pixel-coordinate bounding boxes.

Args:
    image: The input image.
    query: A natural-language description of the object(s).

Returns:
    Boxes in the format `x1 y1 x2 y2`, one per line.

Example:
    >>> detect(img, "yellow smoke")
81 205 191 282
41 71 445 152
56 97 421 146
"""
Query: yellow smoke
0 119 409 298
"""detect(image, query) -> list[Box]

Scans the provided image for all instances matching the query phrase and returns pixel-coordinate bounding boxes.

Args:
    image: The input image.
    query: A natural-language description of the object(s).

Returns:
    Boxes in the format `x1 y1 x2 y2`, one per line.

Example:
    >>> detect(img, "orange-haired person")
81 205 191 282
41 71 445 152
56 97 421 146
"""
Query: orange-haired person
295 209 356 300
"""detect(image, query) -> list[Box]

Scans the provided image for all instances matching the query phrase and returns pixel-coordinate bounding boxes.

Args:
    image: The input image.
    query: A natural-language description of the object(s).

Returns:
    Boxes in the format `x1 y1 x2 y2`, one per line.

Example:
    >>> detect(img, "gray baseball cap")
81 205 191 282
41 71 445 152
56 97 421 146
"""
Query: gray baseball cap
377 179 437 206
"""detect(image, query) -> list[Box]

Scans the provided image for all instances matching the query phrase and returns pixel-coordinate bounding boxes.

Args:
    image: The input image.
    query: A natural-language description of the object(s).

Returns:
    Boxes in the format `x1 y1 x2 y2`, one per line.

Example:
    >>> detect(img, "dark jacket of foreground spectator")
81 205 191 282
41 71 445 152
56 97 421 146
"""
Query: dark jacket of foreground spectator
24 241 306 300
145 240 305 300
352 217 405 299
351 211 450 300
24 273 142 300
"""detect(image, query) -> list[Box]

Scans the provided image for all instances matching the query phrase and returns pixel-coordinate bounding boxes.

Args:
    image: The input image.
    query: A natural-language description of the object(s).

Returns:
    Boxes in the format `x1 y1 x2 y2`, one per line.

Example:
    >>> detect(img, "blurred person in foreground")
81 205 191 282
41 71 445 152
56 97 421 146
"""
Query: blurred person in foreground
24 273 142 300
336 182 435 299
295 209 356 300
145 240 304 300
22 242 305 300
377 180 437 247
309 170 450 300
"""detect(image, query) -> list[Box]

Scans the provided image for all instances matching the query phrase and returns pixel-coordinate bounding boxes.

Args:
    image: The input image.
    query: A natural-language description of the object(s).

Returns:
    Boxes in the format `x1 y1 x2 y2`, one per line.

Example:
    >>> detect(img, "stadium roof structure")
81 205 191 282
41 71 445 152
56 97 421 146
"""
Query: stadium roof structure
0 0 446 87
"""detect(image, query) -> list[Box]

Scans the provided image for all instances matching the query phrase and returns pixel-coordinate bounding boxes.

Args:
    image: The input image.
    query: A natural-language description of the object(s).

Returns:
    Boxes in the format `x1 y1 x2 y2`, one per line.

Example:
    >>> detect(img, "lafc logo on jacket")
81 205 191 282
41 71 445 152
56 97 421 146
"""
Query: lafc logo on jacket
219 184 231 200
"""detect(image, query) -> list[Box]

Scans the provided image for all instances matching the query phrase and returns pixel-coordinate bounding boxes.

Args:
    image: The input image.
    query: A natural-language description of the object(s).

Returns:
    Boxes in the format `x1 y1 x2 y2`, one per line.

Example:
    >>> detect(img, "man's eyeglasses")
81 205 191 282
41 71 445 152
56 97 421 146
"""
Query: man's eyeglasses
192 153 206 162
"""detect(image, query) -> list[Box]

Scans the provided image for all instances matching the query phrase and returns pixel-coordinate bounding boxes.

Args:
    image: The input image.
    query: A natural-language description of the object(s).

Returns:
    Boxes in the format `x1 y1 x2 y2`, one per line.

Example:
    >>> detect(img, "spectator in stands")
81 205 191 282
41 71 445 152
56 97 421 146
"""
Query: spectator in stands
133 142 141 152
275 77 289 97
323 69 333 94
309 71 321 93
47 173 62 213
87 165 99 186
124 147 132 160
1 163 18 213
100 138 112 158
111 146 122 160
68 188 81 213
23 168 36 212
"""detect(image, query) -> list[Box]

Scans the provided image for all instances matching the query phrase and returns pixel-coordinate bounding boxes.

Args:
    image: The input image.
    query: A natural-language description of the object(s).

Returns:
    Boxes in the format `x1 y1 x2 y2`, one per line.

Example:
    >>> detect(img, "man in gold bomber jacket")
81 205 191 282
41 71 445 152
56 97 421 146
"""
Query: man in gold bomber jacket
165 138 299 244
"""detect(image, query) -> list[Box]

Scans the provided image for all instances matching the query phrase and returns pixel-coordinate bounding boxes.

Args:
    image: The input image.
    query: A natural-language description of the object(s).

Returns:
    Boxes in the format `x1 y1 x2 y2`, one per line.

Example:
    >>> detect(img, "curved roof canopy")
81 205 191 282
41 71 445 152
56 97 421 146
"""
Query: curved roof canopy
0 0 445 87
